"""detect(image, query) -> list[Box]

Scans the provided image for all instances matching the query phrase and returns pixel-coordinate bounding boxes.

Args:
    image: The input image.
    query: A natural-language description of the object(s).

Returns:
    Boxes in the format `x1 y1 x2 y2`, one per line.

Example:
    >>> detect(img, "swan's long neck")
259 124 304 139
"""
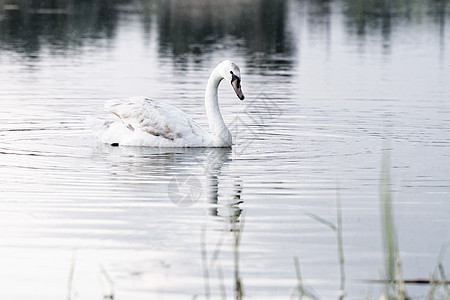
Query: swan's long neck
205 69 231 145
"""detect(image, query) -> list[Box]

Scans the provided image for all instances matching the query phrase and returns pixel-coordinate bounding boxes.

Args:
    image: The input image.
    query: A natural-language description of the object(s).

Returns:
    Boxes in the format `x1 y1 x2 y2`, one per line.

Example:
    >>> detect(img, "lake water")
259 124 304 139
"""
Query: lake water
1 0 449 299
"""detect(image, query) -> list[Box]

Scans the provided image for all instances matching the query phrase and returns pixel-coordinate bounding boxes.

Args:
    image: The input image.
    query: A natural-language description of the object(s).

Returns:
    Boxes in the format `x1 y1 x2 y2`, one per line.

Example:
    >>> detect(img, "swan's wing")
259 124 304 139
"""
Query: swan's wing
105 97 206 142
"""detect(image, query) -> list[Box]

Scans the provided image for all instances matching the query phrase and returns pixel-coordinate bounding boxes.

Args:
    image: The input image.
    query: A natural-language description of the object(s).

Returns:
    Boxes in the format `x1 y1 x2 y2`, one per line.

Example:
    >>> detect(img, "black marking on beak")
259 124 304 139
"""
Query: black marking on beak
231 71 245 100
230 71 241 88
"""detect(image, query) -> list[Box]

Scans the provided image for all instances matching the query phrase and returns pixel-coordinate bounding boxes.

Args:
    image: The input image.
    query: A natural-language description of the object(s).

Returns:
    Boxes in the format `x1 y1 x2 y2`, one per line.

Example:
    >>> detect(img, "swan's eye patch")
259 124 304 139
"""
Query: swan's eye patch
230 71 241 88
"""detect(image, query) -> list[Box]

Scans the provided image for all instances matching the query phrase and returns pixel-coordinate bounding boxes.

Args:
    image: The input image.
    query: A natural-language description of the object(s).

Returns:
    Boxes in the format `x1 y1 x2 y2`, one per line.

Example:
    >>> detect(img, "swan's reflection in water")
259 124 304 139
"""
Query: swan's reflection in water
204 148 243 222
96 145 243 217
96 145 244 298
203 148 244 299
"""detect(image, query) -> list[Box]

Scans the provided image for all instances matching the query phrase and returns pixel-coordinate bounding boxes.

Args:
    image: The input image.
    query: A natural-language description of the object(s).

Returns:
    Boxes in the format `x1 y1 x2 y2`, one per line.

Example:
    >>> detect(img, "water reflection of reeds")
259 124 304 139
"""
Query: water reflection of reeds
156 0 293 57
1 0 446 68
0 0 120 54
342 0 449 37
0 0 295 65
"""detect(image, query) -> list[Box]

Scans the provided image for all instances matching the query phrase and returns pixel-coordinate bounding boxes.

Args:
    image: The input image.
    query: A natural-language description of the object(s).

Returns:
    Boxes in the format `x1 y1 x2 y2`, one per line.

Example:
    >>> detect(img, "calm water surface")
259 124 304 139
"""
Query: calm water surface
1 0 450 299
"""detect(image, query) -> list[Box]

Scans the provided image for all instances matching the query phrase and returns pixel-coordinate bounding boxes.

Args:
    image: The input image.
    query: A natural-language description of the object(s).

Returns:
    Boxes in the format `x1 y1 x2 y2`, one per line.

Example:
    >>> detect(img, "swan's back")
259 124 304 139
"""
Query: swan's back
95 97 212 147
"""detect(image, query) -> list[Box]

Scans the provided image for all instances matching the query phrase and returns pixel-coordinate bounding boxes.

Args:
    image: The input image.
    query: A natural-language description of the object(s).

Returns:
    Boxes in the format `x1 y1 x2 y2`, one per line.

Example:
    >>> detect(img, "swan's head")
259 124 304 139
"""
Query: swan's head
219 60 245 101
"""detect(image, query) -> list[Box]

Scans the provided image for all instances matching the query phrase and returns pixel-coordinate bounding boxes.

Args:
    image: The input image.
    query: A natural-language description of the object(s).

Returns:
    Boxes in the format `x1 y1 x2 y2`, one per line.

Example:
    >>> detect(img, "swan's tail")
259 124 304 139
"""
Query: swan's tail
85 116 115 143
85 114 134 146
85 116 105 133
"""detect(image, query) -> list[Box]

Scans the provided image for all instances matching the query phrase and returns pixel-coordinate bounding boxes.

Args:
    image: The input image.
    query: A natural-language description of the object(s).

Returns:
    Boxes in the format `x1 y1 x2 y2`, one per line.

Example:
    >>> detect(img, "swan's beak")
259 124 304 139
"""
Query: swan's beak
232 78 245 100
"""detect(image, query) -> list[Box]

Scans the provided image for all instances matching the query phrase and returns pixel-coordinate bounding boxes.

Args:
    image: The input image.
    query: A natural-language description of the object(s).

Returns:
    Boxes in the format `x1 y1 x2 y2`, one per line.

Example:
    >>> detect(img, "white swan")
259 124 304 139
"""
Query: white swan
90 60 244 147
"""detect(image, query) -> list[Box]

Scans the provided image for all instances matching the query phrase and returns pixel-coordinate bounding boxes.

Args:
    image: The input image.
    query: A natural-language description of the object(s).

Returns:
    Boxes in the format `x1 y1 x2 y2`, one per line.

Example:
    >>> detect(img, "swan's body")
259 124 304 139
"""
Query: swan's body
91 60 244 147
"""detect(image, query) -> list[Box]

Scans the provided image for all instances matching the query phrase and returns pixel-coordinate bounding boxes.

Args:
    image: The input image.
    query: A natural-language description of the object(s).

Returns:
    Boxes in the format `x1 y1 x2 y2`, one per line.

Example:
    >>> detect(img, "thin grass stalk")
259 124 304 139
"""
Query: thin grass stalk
232 213 244 300
426 243 450 299
305 189 346 299
426 273 438 300
294 256 303 300
438 263 450 299
293 256 319 300
216 263 227 300
100 265 115 299
336 189 346 299
394 255 406 299
67 252 76 300
380 145 408 300
201 226 211 300
380 150 395 286
208 229 227 268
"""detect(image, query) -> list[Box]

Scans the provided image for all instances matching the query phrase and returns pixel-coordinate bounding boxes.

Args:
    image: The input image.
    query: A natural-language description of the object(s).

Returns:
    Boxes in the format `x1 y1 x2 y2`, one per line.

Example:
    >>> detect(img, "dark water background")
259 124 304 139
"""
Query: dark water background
0 0 450 299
